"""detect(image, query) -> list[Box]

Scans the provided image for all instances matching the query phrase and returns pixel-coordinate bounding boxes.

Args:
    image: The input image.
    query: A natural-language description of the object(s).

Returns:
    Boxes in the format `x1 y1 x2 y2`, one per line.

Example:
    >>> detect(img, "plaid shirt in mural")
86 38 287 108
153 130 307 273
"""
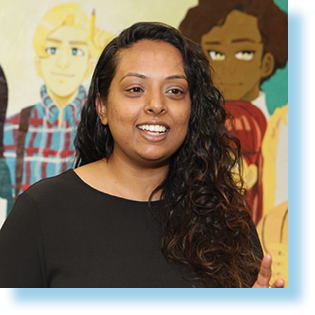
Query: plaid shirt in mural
4 85 86 195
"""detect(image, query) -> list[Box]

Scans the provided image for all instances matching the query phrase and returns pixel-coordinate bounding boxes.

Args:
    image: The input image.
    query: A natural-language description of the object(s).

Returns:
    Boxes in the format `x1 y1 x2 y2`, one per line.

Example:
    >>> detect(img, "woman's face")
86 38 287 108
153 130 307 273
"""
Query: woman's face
97 39 191 168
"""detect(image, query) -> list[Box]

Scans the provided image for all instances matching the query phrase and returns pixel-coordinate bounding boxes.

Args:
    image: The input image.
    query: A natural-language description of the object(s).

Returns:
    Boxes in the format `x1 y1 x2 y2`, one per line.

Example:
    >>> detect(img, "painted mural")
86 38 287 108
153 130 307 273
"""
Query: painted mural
0 0 288 286
179 0 288 286
3 2 114 201
0 65 14 222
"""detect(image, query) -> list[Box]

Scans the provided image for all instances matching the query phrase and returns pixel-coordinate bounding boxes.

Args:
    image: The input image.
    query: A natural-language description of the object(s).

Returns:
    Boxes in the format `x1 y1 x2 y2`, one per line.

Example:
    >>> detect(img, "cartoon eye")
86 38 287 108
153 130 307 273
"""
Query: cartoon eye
208 50 225 61
70 48 84 56
235 51 255 60
45 47 58 55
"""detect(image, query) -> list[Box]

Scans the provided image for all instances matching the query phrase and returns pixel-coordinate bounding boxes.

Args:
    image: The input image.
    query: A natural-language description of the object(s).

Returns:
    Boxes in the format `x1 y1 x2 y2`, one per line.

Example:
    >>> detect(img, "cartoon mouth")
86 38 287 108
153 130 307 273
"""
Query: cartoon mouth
137 124 168 135
51 72 74 77
221 82 242 86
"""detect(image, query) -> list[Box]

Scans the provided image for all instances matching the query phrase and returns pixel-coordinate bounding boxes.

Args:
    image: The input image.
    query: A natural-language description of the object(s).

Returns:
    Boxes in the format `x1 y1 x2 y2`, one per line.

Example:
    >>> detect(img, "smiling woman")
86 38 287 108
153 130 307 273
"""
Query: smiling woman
0 22 284 288
94 40 191 173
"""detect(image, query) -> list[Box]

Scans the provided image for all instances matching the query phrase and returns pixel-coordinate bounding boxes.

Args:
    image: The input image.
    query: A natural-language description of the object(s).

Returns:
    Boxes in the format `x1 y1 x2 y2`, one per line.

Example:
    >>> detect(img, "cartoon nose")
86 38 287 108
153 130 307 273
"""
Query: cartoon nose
56 53 70 69
144 90 167 115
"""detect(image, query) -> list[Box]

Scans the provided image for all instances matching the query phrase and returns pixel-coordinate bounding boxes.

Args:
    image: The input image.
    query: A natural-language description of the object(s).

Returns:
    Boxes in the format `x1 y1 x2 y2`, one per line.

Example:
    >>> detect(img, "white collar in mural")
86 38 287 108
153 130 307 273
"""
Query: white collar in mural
251 91 270 121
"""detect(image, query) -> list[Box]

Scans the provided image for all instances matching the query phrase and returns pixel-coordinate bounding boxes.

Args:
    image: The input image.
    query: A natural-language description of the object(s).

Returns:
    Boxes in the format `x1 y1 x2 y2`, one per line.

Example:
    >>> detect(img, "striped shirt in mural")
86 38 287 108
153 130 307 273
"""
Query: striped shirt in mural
3 85 86 195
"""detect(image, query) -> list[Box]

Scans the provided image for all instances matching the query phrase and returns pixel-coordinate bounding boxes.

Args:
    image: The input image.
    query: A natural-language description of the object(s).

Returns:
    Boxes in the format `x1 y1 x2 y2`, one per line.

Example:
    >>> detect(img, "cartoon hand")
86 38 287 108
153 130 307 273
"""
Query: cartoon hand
252 254 285 288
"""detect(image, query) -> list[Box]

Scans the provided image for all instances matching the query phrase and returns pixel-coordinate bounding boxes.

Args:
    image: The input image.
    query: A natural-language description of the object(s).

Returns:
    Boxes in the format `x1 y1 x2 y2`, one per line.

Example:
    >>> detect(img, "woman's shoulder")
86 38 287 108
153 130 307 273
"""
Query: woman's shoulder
18 169 84 205
26 169 78 192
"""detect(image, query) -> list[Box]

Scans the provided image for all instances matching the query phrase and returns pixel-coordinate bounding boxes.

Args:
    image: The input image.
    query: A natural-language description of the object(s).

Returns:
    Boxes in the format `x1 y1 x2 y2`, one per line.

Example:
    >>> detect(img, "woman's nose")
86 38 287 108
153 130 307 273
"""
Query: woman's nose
144 90 167 115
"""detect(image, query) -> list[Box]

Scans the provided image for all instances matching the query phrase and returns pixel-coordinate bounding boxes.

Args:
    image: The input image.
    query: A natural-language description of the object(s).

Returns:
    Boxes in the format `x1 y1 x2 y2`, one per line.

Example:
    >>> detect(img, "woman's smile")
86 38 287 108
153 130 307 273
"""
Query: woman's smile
96 39 191 165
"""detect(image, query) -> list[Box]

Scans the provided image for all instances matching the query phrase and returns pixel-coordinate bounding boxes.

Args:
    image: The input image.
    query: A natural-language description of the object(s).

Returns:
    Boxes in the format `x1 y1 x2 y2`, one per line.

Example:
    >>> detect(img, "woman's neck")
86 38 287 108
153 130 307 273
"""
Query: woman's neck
74 157 169 202
105 156 169 201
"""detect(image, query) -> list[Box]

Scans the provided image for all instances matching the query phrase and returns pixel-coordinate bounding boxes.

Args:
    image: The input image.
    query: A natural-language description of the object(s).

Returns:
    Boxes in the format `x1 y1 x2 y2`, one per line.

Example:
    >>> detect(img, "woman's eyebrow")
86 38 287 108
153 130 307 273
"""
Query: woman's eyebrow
120 73 147 82
120 73 188 82
165 75 188 81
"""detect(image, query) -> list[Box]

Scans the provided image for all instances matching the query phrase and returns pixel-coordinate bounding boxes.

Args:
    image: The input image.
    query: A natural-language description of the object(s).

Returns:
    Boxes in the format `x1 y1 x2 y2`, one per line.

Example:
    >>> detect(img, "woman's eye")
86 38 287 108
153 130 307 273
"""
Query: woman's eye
208 50 225 61
45 47 58 55
71 48 84 56
167 88 184 95
126 87 143 93
166 88 185 99
235 51 255 61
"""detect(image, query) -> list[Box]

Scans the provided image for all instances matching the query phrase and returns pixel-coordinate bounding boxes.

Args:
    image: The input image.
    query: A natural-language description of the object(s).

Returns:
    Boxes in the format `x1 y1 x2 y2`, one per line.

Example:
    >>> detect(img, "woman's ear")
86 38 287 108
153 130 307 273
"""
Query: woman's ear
261 52 275 79
95 93 108 125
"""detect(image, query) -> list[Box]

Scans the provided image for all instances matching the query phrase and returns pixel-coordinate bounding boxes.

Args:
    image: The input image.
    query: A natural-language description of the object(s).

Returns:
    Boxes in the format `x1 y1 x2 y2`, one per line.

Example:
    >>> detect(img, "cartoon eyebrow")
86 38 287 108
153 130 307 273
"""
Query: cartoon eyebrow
46 38 62 43
204 38 260 45
69 41 88 46
204 41 221 45
231 38 256 43
46 38 87 46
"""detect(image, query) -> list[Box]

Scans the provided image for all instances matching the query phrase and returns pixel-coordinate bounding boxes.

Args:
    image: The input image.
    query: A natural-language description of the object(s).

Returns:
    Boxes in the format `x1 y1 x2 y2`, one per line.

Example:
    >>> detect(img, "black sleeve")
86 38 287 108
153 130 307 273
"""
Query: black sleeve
249 220 264 261
0 192 46 287
248 219 264 287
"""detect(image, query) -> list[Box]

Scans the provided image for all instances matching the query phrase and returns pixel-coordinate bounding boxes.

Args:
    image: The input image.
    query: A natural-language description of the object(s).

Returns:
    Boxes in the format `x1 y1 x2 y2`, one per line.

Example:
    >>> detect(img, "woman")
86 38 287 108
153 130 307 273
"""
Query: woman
0 22 284 288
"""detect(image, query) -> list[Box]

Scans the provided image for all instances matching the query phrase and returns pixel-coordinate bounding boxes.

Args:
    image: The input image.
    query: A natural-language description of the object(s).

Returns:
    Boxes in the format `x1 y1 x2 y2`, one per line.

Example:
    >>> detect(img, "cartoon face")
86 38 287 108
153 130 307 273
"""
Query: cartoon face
35 25 93 98
96 40 191 167
201 10 274 102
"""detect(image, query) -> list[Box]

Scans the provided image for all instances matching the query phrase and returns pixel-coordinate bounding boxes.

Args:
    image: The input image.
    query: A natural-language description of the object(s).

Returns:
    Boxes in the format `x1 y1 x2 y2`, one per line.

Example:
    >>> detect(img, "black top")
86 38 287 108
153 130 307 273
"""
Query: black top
0 170 263 288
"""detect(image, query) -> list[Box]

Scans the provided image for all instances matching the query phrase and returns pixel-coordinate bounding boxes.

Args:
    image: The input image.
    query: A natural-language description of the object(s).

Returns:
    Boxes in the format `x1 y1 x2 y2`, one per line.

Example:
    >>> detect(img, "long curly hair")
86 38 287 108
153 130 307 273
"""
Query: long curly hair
74 22 262 287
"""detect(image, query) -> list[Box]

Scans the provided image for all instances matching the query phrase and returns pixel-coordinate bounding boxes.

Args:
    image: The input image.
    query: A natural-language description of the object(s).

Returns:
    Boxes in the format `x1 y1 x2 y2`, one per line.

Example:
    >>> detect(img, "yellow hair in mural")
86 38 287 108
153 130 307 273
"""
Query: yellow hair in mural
256 200 288 287
33 2 114 60
259 104 288 287
262 104 288 215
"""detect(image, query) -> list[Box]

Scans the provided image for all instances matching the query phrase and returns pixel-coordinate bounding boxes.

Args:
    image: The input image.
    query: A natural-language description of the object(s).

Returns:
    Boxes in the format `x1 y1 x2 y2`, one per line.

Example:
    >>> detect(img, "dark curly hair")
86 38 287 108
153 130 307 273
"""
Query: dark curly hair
179 0 288 83
74 22 262 287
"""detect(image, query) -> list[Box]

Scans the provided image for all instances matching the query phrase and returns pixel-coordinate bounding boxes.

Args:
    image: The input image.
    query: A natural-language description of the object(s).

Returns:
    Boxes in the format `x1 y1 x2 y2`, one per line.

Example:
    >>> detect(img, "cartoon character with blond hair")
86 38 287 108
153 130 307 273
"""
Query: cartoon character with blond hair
4 2 114 197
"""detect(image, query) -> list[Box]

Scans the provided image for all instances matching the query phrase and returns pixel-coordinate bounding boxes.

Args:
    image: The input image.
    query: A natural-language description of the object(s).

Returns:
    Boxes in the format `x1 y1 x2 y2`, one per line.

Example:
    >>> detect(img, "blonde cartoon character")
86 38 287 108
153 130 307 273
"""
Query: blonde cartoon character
4 2 114 197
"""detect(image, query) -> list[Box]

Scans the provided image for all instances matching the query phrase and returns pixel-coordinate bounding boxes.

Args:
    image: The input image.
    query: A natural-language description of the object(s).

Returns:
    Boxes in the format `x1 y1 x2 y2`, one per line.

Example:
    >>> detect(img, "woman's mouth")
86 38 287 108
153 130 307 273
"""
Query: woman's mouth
137 124 168 135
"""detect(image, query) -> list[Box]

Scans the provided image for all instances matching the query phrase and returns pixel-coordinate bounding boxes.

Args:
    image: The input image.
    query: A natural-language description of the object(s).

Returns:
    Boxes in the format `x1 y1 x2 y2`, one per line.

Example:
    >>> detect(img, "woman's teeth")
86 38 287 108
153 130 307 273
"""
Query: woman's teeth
138 124 167 134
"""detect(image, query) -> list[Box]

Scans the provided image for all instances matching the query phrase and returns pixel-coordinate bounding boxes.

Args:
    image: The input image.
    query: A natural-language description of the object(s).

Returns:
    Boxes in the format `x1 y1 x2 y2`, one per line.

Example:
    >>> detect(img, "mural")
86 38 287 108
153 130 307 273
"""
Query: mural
0 65 14 221
0 0 287 286
179 0 288 286
3 2 114 198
